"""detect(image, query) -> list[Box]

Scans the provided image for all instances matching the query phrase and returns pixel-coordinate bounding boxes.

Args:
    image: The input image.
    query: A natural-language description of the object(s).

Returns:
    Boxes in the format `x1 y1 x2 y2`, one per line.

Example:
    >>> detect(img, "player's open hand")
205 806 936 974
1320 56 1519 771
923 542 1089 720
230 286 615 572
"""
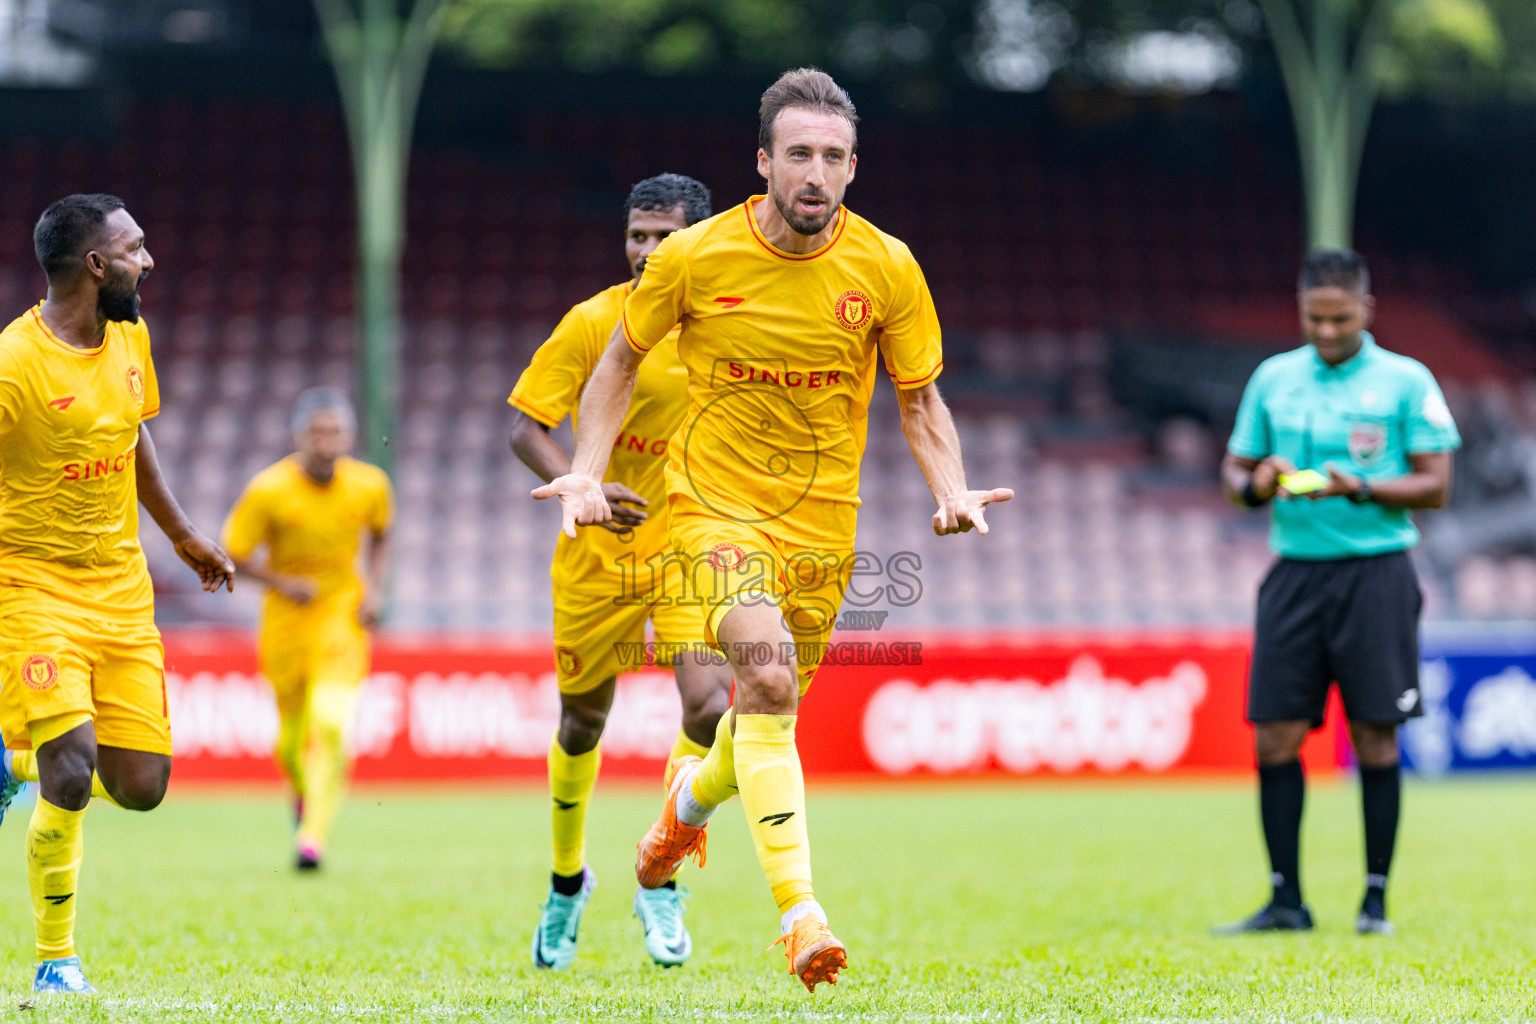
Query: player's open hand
174 531 235 592
531 473 611 538
1305 463 1363 501
1260 456 1299 499
358 589 383 627
932 488 1014 536
600 482 649 533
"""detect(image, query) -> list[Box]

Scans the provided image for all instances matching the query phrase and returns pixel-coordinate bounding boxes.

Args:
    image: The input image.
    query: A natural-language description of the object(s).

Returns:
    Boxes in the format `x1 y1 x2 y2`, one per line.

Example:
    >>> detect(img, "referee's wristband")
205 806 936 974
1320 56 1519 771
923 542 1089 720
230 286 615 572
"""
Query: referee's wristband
1239 480 1269 508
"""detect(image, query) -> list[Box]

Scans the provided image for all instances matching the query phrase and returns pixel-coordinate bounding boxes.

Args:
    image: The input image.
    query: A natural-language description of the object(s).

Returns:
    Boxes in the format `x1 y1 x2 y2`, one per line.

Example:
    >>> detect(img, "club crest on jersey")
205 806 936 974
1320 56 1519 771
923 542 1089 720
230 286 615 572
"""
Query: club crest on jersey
21 655 59 691
1348 422 1386 466
556 647 583 678
834 289 872 331
709 542 748 572
126 366 145 402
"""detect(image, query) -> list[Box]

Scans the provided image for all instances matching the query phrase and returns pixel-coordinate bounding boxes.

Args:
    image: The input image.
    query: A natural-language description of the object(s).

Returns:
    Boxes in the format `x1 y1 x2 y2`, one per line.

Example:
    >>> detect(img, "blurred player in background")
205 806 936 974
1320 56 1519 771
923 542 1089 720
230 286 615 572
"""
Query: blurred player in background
1217 250 1459 936
0 194 235 994
509 174 731 970
534 71 1012 990
221 387 393 872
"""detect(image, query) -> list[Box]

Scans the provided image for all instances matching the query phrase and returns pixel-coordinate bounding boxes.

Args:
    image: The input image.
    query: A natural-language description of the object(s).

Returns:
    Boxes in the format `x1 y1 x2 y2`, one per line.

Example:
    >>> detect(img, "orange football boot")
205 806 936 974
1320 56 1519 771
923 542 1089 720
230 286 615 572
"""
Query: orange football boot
771 914 847 992
635 755 708 889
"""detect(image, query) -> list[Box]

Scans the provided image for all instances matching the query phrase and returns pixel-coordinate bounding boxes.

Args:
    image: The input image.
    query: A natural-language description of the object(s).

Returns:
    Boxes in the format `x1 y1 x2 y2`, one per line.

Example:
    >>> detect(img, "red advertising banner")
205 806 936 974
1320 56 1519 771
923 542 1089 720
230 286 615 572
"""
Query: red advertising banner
162 631 1341 783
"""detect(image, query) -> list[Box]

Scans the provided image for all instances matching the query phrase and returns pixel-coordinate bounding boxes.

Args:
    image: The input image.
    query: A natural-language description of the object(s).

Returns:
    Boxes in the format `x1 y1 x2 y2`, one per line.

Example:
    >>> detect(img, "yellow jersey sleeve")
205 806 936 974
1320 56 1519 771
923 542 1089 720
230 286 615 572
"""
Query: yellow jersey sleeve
221 477 271 562
138 323 161 420
878 251 943 389
366 467 395 535
508 303 606 428
0 344 22 439
622 233 689 355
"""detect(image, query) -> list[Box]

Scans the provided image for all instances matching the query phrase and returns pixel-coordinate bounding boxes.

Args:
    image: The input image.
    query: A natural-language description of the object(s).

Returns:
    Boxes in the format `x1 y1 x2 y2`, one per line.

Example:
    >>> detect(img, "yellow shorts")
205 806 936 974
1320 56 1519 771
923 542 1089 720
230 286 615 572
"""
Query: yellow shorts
553 587 710 695
0 586 170 755
666 505 852 697
259 617 371 716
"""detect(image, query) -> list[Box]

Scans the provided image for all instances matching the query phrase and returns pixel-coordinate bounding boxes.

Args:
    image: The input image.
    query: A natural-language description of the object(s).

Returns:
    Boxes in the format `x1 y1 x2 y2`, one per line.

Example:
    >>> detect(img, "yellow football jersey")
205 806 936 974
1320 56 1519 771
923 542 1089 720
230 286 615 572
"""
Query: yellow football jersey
0 302 161 621
221 455 394 633
509 281 689 596
622 198 943 549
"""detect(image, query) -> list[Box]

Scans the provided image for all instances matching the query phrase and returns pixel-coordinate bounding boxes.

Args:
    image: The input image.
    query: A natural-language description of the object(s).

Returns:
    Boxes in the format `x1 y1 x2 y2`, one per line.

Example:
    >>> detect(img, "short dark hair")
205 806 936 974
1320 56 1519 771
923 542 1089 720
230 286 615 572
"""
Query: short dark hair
624 174 712 227
1299 249 1370 294
34 194 126 280
758 67 858 156
291 386 357 435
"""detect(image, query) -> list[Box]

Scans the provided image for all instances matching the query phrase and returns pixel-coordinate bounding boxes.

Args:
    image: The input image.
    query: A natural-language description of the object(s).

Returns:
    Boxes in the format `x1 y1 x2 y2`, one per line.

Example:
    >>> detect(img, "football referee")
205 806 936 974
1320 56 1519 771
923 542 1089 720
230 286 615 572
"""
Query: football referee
1215 249 1460 936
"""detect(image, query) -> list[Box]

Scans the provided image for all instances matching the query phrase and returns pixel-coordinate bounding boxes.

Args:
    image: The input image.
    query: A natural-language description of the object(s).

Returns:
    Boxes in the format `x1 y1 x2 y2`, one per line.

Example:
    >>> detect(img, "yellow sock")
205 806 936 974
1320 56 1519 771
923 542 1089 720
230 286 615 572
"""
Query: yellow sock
690 710 739 810
27 797 84 961
273 709 306 794
668 729 710 768
10 751 118 807
735 714 813 913
296 682 355 849
549 736 600 877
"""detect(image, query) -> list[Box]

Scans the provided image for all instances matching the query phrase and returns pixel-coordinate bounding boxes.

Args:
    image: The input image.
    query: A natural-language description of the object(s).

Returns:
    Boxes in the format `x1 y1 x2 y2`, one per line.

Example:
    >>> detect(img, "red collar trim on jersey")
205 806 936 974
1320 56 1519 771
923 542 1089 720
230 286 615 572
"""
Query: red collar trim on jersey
32 303 107 357
743 197 848 262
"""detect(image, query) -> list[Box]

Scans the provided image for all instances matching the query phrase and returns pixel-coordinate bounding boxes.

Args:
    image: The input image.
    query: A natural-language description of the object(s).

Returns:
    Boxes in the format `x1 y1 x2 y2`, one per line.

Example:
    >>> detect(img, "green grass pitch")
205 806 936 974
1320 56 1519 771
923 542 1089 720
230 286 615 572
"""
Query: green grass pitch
0 777 1530 1021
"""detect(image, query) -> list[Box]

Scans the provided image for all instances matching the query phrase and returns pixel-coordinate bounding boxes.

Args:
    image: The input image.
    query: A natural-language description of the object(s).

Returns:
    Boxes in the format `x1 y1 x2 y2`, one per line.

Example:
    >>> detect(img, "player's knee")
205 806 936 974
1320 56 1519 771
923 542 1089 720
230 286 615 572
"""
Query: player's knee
1349 722 1399 768
46 765 95 810
557 703 607 755
1254 723 1306 765
734 660 797 713
37 737 96 810
681 679 731 739
111 760 171 811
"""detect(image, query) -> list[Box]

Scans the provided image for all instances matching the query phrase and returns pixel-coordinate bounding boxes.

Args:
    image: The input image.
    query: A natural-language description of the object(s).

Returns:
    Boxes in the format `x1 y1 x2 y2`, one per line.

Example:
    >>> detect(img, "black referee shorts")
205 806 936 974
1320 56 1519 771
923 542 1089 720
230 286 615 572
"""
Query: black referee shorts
1248 550 1424 726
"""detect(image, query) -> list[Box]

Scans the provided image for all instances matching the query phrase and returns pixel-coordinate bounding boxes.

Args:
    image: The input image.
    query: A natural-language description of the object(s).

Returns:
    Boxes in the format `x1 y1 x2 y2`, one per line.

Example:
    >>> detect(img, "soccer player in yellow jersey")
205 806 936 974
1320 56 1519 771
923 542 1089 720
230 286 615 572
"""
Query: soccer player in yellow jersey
534 71 1013 991
221 387 393 872
0 194 235 994
509 174 731 970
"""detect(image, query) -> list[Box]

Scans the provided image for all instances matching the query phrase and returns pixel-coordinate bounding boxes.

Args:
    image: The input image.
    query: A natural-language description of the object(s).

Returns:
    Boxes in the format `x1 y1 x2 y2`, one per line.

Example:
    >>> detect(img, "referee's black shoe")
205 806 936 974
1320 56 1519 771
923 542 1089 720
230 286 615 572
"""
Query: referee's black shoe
1356 891 1394 936
1211 902 1314 935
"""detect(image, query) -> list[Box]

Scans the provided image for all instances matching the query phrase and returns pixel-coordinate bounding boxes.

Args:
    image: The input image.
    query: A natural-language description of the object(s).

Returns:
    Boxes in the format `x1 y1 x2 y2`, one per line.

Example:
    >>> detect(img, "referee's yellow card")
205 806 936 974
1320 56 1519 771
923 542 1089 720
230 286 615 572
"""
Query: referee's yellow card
1278 469 1329 495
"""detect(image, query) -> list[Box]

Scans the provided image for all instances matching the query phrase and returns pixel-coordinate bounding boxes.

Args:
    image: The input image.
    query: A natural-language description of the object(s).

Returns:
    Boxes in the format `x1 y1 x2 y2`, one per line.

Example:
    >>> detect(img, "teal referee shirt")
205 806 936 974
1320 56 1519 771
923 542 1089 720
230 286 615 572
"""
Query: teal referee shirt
1228 333 1461 560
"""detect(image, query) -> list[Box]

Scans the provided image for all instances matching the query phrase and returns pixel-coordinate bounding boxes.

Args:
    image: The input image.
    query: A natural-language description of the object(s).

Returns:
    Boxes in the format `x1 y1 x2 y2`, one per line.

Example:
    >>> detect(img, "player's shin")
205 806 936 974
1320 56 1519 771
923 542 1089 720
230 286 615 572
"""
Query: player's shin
677 710 737 828
734 714 813 914
273 710 306 794
549 735 601 882
10 751 119 808
667 730 709 777
296 682 354 852
26 798 84 960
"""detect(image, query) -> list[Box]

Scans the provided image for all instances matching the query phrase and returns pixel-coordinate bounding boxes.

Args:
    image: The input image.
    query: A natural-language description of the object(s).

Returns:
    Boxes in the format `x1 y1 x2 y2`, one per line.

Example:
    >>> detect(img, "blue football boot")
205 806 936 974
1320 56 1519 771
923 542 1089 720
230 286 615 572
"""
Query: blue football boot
633 885 692 966
34 956 94 994
0 749 27 828
531 867 596 970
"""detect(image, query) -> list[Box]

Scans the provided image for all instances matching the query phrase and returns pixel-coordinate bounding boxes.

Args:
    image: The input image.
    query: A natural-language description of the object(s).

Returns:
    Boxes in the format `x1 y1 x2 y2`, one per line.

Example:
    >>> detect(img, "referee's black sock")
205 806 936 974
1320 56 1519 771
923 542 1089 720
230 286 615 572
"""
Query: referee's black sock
1259 760 1305 909
1360 762 1400 909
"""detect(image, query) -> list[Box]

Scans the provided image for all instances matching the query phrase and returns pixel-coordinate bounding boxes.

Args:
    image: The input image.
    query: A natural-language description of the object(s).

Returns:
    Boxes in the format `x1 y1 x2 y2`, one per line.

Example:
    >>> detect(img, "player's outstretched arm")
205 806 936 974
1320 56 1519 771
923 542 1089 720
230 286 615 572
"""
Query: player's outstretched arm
896 382 1013 536
229 556 317 604
511 411 648 532
135 423 234 592
531 324 646 537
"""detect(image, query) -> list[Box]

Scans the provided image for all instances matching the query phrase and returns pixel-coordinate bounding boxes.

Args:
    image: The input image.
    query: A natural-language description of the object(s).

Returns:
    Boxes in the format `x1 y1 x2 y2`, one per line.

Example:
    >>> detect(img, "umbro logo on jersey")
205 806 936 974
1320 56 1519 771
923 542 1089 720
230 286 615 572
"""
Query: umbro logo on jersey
758 811 795 827
713 297 745 309
553 798 579 811
48 396 75 411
